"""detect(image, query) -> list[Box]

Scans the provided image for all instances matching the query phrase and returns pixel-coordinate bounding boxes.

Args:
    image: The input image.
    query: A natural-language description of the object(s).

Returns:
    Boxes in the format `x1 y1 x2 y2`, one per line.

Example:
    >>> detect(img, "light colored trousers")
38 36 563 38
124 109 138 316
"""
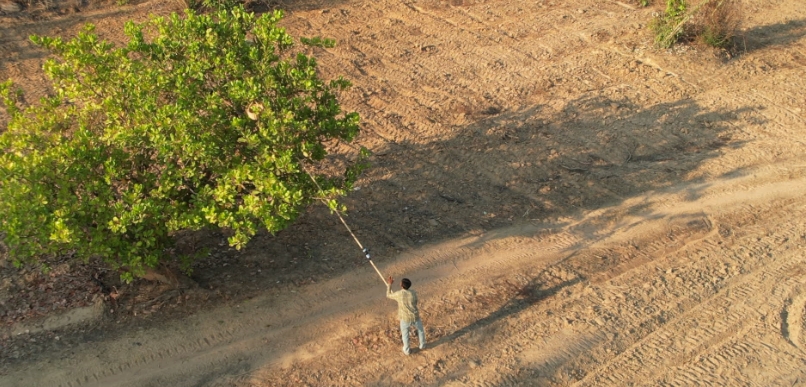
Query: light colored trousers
400 319 426 355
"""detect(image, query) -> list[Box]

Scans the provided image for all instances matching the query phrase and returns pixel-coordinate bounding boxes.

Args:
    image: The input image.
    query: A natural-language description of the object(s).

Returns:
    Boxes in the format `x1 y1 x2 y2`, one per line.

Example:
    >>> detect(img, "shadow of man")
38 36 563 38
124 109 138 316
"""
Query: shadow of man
428 273 584 350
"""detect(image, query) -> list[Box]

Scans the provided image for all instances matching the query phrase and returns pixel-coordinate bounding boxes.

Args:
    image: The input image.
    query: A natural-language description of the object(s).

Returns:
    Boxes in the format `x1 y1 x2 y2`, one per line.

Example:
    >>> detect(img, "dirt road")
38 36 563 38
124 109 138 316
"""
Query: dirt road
2 0 806 385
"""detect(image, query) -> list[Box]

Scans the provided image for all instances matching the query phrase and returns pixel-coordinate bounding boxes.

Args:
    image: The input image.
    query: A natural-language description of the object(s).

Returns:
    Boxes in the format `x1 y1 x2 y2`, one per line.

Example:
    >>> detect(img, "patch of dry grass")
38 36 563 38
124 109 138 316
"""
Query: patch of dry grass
692 0 742 49
651 0 743 50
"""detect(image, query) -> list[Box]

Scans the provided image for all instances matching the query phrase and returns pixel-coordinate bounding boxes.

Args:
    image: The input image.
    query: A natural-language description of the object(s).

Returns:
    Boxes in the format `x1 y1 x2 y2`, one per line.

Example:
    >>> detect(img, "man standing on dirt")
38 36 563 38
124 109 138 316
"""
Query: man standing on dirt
387 276 426 355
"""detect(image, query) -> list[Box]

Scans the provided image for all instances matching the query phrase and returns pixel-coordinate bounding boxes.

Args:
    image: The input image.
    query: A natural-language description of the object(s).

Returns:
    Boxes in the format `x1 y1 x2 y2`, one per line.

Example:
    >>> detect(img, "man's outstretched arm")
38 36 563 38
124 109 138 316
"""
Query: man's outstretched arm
386 276 396 299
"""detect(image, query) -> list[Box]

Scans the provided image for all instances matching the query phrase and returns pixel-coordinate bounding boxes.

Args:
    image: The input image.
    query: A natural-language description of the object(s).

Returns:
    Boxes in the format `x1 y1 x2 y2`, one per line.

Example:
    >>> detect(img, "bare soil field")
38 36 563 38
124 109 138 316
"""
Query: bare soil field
2 0 806 386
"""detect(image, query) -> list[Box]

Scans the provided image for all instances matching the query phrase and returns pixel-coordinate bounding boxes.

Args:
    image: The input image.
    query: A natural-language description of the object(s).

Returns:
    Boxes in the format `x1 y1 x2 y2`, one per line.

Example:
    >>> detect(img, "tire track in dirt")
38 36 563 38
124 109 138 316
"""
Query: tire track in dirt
576 252 806 386
323 0 619 134
568 200 806 386
502 226 724 383
781 282 806 350
433 215 729 385
290 0 660 166
685 44 806 175
469 174 806 387
655 255 806 386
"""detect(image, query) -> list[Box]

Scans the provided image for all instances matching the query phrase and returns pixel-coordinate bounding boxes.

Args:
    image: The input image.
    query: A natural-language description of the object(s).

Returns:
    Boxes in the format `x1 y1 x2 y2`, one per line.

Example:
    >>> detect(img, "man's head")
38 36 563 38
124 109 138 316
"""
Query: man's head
401 278 412 290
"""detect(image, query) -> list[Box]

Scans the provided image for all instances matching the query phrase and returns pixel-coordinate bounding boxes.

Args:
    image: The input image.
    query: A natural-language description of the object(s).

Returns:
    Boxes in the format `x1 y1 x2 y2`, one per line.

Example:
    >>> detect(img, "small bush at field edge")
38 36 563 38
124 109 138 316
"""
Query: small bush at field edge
650 0 742 50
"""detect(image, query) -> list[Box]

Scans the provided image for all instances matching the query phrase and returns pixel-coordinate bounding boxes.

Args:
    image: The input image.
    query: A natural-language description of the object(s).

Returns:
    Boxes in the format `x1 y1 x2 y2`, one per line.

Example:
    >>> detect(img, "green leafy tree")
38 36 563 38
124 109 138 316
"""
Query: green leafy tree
0 5 367 281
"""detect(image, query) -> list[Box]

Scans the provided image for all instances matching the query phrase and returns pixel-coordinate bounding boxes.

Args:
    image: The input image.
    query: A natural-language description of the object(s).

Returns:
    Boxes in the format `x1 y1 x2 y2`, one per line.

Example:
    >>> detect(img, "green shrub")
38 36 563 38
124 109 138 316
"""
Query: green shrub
650 0 689 48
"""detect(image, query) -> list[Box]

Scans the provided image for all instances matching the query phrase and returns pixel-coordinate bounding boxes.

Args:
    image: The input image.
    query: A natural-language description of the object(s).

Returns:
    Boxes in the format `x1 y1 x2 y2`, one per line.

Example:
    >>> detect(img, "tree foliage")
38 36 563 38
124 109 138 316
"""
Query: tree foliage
0 5 367 281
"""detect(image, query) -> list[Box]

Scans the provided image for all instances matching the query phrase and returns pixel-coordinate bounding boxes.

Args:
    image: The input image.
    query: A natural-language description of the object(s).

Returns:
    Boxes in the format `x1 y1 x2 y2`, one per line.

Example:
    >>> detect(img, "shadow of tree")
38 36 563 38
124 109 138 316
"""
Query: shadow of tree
740 18 806 53
323 94 756 259
251 0 349 13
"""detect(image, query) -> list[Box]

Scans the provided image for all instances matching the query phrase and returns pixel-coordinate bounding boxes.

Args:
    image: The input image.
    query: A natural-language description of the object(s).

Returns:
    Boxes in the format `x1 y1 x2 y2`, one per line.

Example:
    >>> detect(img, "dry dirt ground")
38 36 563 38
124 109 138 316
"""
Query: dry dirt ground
2 0 806 385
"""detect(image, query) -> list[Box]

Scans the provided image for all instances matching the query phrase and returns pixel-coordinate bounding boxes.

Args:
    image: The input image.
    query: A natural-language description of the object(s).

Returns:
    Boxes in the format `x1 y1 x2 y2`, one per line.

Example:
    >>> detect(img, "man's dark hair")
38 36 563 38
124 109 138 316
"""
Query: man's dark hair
401 278 412 290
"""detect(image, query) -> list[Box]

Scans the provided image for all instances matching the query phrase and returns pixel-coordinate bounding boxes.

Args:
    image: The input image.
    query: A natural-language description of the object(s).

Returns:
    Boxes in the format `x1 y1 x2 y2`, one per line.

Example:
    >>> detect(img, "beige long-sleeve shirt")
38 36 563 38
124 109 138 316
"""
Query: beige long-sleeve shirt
387 285 420 323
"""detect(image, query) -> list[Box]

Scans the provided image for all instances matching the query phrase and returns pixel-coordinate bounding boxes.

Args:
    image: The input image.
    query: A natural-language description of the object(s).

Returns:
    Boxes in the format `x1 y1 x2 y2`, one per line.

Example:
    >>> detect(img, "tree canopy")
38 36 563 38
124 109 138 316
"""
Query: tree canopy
0 5 367 281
